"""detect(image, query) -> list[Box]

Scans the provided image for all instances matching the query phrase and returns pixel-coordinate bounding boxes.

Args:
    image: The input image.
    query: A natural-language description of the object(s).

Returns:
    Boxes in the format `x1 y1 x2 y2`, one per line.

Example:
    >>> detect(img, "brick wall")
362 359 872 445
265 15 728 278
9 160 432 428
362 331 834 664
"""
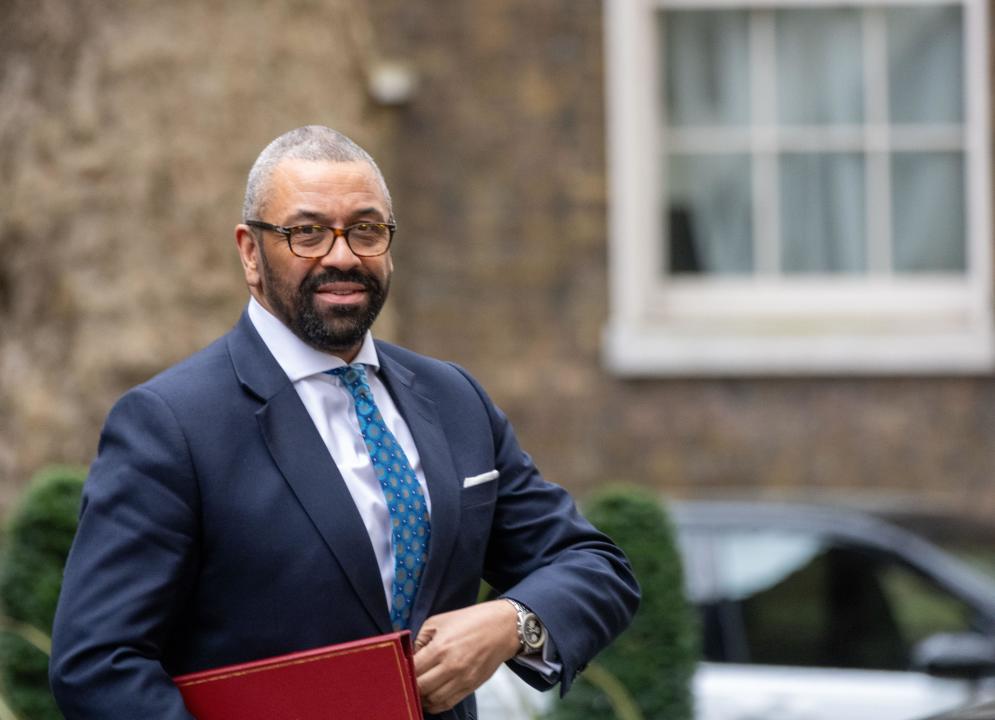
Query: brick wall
375 0 995 516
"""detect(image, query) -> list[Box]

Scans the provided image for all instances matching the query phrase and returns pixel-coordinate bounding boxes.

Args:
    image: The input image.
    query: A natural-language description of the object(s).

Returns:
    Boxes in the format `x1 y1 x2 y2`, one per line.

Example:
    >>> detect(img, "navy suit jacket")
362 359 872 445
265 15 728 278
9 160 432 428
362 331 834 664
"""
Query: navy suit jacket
50 312 639 720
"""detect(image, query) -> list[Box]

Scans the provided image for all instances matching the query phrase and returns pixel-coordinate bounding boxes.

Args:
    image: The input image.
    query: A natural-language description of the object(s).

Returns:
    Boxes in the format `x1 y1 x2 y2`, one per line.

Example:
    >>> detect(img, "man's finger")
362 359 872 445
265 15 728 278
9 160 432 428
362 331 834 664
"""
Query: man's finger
414 661 448 701
413 634 442 675
412 634 430 653
421 674 469 715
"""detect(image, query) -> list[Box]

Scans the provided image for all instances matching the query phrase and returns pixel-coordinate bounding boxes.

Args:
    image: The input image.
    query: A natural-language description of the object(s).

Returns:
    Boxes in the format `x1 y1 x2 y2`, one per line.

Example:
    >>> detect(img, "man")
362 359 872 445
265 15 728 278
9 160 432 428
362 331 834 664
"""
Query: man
50 126 639 719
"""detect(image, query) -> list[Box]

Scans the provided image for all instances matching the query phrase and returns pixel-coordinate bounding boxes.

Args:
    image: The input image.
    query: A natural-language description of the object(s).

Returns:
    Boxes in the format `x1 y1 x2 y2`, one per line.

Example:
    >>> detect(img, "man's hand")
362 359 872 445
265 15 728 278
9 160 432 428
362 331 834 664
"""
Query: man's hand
413 599 521 714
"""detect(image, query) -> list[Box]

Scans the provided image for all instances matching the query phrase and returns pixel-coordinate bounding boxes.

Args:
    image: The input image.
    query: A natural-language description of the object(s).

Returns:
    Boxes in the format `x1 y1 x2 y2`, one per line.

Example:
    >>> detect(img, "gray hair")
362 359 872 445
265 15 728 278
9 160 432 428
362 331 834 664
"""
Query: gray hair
242 125 393 222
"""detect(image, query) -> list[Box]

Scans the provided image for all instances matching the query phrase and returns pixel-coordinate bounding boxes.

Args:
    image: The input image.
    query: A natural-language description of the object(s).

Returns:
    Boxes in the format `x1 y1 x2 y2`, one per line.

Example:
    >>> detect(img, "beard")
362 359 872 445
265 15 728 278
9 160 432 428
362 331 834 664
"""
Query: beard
258 250 390 355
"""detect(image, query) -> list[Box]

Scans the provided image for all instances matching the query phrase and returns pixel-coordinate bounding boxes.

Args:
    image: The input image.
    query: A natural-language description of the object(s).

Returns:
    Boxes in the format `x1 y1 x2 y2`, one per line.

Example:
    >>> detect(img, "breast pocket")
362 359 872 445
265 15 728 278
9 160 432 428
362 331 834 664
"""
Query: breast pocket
460 470 499 509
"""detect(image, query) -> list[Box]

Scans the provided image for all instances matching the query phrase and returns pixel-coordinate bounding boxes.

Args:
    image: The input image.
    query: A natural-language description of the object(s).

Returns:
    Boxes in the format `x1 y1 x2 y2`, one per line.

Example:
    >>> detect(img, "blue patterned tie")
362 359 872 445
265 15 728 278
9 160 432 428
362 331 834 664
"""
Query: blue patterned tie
327 364 430 630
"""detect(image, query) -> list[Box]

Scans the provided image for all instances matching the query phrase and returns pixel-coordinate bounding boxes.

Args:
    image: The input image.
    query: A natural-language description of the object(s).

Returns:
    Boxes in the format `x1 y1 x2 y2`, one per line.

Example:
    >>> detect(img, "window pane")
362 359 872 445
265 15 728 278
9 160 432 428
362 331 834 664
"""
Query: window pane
888 6 964 124
777 8 864 125
781 153 866 273
667 154 752 274
663 10 751 127
892 152 966 273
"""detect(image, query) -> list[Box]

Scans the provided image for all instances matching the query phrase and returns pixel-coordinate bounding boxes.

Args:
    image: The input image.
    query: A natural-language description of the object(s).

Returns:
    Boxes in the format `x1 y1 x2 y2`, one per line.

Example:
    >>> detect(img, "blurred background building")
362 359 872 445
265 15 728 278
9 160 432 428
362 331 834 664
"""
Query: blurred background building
1 0 992 518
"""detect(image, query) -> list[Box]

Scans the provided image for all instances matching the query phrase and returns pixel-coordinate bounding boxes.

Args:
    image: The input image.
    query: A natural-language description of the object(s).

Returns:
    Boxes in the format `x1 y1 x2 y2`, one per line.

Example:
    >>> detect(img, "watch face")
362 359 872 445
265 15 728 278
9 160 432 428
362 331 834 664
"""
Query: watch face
523 615 543 647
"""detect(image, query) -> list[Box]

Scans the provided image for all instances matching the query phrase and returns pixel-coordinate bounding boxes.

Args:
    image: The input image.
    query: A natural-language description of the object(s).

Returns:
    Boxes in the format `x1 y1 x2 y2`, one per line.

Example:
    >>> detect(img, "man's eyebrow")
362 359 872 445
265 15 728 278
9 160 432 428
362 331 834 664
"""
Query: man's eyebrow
348 206 388 222
284 209 327 225
284 207 387 225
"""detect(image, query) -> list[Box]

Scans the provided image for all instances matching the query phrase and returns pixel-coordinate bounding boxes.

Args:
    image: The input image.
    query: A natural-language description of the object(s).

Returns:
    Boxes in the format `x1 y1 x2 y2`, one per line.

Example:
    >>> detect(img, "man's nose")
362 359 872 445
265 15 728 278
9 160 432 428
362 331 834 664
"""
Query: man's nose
319 231 362 269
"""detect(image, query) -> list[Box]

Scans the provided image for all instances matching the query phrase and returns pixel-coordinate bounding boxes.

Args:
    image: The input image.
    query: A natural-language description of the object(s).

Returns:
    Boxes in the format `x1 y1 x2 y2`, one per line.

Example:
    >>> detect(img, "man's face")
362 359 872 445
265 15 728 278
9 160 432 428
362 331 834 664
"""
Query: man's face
235 159 393 360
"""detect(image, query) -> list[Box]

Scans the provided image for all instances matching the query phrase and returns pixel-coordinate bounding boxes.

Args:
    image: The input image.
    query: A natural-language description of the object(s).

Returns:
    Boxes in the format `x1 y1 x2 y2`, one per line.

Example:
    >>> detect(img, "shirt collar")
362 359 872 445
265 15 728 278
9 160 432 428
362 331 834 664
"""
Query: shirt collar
247 297 380 382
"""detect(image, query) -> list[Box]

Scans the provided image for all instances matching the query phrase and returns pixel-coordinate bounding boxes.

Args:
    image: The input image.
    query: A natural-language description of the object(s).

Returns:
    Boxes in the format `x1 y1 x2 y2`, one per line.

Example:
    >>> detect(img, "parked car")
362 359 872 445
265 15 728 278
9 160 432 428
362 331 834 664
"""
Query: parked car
476 500 995 720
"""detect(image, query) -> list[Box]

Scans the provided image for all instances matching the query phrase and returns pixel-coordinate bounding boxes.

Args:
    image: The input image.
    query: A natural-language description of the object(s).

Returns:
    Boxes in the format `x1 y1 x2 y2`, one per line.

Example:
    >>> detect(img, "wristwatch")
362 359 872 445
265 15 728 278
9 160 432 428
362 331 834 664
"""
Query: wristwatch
506 598 546 655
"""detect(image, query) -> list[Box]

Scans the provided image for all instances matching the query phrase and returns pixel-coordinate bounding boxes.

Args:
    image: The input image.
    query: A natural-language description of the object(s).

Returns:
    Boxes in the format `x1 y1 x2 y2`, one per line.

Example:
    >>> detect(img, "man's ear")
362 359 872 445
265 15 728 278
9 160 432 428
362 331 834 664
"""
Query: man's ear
235 224 263 289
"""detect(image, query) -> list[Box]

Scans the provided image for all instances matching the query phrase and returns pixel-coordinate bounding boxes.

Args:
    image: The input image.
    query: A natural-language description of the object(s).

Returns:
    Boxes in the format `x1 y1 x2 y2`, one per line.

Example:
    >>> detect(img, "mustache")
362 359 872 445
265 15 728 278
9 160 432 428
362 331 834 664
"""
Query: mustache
302 268 381 294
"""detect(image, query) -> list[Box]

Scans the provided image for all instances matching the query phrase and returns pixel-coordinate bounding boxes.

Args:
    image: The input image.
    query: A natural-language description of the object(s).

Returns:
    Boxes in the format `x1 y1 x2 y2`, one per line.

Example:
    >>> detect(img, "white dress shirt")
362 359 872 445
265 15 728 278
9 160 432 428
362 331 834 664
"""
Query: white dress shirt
248 298 431 607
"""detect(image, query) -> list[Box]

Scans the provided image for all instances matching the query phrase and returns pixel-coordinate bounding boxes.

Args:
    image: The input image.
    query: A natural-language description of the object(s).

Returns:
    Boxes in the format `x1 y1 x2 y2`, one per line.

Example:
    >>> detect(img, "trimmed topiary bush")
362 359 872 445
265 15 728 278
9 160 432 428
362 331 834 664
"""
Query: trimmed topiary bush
0 465 86 720
548 485 698 720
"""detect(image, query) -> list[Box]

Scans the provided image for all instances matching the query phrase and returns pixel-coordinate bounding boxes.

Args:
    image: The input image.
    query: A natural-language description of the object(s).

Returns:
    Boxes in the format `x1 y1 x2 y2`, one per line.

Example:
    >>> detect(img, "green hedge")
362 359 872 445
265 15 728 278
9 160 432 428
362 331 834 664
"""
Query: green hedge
0 465 85 720
548 486 698 720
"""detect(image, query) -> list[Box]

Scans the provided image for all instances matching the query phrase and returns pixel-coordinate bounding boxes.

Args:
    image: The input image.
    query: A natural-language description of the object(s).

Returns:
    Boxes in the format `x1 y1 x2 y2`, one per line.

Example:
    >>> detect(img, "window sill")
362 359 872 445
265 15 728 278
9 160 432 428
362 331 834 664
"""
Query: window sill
602 318 995 377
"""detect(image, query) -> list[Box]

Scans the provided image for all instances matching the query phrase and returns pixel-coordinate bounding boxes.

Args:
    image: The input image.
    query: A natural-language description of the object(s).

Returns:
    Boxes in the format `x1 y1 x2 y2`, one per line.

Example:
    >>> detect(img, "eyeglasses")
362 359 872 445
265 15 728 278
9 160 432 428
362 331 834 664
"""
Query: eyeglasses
246 220 395 258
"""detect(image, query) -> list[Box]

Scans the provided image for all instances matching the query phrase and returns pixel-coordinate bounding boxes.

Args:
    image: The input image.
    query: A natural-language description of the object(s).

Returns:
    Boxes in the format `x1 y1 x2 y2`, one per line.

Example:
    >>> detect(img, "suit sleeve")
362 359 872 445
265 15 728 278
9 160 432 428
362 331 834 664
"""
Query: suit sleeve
451 366 641 695
50 386 200 719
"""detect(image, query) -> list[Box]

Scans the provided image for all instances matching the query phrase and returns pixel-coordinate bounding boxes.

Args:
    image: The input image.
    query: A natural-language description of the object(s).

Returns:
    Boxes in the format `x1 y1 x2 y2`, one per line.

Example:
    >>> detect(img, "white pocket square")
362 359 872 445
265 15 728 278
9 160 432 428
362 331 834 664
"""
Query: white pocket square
463 470 499 488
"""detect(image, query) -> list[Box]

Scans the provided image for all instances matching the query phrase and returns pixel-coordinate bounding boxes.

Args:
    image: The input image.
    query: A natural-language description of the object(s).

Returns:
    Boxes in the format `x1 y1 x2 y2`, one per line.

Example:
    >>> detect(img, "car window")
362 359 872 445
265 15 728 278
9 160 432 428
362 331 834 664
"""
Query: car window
878 561 975 647
698 529 976 672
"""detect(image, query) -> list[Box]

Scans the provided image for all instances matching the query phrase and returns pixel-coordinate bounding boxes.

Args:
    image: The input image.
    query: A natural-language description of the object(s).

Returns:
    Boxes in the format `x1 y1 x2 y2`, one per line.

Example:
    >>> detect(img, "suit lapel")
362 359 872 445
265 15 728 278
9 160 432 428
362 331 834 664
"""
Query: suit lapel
377 349 461 632
228 313 392 634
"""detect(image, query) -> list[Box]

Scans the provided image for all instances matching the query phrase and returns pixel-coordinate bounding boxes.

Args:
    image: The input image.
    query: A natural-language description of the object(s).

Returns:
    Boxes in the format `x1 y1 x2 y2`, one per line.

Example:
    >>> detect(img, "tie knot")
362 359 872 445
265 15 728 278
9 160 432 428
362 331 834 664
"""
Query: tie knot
327 364 372 399
327 363 365 380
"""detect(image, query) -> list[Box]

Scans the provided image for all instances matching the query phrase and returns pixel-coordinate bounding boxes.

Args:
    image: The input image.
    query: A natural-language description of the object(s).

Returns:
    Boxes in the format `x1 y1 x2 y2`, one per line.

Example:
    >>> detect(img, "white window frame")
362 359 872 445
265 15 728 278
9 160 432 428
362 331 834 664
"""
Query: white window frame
603 0 994 376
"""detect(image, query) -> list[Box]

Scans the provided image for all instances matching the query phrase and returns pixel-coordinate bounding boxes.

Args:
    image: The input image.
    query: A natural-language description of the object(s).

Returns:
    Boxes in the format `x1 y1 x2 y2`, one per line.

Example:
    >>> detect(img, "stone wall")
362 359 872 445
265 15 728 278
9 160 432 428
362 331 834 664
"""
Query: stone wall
2 0 993 521
0 0 395 504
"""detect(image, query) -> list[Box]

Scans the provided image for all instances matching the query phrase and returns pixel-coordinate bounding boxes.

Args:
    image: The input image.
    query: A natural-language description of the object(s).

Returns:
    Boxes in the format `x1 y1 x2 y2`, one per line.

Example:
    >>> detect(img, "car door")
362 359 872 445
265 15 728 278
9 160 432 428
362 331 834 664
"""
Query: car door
683 525 988 720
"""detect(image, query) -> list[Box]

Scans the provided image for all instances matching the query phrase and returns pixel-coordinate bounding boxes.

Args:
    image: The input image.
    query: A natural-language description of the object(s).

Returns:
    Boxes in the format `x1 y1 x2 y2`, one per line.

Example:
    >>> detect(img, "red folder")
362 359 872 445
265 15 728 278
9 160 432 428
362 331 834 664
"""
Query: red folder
173 631 423 720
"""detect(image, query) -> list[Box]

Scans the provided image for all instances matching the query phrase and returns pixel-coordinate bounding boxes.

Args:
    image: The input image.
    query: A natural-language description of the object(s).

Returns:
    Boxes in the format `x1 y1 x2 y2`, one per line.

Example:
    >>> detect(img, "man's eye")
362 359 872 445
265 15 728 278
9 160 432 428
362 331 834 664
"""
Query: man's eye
292 227 325 244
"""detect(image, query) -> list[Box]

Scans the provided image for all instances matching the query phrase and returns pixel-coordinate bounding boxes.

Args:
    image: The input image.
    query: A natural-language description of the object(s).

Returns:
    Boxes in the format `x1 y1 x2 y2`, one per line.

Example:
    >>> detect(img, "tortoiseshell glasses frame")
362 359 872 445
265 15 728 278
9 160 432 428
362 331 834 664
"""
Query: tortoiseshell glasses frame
246 220 396 258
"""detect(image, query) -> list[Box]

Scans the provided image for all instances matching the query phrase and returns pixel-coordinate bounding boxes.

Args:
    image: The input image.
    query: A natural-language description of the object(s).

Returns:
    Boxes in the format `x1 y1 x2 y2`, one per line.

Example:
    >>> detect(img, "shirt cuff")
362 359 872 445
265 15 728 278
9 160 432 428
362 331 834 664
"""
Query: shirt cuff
512 626 561 683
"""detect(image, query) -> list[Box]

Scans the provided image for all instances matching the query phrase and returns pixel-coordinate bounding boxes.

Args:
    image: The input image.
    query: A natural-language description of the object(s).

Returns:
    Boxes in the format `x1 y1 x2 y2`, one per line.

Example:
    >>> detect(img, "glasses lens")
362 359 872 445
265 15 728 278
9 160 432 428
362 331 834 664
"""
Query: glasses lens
289 226 329 257
347 223 390 255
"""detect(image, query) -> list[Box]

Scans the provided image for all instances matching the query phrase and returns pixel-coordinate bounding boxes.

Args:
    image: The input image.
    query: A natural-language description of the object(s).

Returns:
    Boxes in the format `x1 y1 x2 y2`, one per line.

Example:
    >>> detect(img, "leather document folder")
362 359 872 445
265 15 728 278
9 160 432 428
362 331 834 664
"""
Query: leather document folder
173 630 423 720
